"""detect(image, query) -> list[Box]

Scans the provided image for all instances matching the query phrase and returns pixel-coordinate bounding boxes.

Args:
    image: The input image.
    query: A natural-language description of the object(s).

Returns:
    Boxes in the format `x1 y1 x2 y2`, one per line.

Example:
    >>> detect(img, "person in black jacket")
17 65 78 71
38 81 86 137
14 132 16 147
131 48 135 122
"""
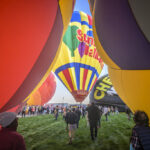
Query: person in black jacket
75 107 81 128
65 108 77 144
87 102 100 141
130 110 150 150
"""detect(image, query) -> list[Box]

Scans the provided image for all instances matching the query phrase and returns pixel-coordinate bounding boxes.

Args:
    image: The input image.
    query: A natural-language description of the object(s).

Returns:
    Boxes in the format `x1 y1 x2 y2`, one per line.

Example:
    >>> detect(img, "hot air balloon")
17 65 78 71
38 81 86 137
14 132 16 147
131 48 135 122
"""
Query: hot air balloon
0 0 75 112
89 1 150 117
53 11 103 103
7 100 28 114
90 74 126 111
27 72 56 106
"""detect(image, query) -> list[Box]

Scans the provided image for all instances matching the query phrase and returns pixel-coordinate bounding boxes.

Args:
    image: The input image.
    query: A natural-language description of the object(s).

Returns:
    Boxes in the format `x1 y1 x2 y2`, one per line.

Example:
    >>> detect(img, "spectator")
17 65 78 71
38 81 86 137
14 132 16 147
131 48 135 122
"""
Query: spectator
65 108 77 144
130 110 150 150
86 104 91 127
0 112 26 150
87 102 100 141
103 106 109 121
108 107 111 115
75 107 81 128
54 106 59 120
115 107 119 114
21 106 26 118
126 106 132 121
63 107 67 120
98 106 103 128
111 106 115 115
82 107 86 118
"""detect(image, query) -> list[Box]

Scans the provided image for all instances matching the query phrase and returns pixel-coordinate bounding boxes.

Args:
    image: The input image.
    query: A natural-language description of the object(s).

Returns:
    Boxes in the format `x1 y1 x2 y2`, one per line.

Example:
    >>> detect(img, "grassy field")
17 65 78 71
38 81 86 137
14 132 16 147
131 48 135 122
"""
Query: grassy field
18 113 134 150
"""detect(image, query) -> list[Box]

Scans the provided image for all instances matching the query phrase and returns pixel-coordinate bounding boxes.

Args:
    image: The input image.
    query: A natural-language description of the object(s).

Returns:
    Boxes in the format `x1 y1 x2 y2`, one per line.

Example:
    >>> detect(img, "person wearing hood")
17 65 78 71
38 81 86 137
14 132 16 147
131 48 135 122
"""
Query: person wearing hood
0 111 26 150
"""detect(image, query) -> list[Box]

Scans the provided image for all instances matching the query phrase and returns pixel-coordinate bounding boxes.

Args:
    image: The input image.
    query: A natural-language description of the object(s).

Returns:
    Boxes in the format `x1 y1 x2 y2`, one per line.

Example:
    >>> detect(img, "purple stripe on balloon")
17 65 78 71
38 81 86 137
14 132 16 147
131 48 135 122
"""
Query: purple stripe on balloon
94 0 150 70
78 42 85 58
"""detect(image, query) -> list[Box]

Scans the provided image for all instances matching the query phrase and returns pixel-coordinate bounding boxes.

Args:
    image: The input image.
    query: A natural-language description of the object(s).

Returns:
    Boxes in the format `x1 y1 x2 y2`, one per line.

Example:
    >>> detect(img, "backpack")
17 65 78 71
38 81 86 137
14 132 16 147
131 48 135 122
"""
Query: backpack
66 112 77 124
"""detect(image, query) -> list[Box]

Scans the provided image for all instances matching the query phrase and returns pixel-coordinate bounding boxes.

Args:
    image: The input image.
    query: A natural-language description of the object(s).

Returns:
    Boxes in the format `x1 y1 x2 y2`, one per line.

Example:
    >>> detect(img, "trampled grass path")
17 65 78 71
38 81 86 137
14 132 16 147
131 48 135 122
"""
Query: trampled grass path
18 113 134 150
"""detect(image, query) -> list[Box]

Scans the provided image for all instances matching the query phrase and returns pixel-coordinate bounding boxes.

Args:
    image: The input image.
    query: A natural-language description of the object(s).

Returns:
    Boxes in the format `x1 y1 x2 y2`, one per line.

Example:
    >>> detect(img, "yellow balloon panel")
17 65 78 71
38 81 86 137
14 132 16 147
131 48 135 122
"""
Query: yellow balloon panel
109 67 150 117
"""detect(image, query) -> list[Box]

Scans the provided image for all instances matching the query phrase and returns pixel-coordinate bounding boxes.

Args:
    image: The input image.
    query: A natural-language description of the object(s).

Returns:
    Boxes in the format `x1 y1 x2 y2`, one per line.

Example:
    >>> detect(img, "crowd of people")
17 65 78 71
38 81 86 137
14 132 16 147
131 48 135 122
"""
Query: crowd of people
19 105 50 117
18 104 133 145
0 103 150 149
19 104 120 119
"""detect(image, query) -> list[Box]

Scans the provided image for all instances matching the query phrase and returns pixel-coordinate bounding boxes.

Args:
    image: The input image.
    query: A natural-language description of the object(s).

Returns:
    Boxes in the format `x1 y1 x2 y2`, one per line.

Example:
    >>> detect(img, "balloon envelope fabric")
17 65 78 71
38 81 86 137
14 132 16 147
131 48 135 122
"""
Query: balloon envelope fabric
27 72 56 106
0 0 75 112
89 0 150 117
53 11 103 103
89 74 126 110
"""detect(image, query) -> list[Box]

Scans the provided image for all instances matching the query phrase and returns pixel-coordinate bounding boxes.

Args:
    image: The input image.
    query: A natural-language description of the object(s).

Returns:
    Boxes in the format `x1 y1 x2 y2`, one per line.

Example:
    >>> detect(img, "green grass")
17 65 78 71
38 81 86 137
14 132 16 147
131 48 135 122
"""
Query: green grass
18 113 134 150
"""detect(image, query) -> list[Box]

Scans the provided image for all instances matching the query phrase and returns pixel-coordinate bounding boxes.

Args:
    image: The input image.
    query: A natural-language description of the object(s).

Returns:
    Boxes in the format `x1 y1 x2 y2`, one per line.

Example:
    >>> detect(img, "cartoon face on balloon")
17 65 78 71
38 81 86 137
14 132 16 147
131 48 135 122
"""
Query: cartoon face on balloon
89 0 150 117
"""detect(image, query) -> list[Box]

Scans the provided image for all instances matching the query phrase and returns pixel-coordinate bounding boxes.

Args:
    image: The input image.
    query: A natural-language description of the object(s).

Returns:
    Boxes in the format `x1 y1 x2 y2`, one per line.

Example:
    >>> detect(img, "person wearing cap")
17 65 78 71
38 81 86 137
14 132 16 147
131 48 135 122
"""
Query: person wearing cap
0 112 26 150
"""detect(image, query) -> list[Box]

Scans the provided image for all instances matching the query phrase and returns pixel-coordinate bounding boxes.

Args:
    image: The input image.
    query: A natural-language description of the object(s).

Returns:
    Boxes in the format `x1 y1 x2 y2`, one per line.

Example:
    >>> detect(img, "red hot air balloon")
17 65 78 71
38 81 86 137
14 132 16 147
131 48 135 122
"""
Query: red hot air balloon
0 0 75 112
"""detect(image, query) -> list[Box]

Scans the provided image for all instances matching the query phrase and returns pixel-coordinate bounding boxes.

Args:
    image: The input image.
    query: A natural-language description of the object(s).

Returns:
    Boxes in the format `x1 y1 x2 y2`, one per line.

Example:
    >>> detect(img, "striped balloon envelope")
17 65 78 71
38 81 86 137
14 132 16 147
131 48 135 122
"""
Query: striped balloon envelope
53 11 103 103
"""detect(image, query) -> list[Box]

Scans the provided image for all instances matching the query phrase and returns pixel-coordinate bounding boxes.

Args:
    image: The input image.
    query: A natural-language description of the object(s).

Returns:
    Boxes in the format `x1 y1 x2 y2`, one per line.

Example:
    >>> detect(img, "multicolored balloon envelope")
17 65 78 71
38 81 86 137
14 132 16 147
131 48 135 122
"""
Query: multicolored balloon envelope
0 0 74 112
53 11 104 103
89 0 150 117
89 74 126 111
27 72 56 106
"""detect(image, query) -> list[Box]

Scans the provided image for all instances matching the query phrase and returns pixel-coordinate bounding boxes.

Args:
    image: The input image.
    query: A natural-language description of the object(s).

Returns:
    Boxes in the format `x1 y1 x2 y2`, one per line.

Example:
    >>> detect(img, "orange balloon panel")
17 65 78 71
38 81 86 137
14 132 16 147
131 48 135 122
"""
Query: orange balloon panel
0 0 74 112
39 83 50 105
28 91 42 106
27 72 56 106
40 73 56 103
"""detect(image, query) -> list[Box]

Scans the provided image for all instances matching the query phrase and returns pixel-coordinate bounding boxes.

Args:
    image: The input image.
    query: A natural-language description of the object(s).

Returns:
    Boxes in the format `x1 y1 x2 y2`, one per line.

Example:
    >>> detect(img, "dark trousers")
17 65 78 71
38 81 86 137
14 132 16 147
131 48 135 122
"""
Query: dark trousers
55 113 58 120
90 123 98 140
105 114 108 121
22 111 25 118
98 118 101 127
77 120 79 128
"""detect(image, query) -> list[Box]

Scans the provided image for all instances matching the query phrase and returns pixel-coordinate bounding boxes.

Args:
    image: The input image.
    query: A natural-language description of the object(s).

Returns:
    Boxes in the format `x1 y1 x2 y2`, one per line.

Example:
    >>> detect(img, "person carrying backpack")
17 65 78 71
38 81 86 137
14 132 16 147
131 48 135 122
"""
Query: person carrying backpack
65 108 77 144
